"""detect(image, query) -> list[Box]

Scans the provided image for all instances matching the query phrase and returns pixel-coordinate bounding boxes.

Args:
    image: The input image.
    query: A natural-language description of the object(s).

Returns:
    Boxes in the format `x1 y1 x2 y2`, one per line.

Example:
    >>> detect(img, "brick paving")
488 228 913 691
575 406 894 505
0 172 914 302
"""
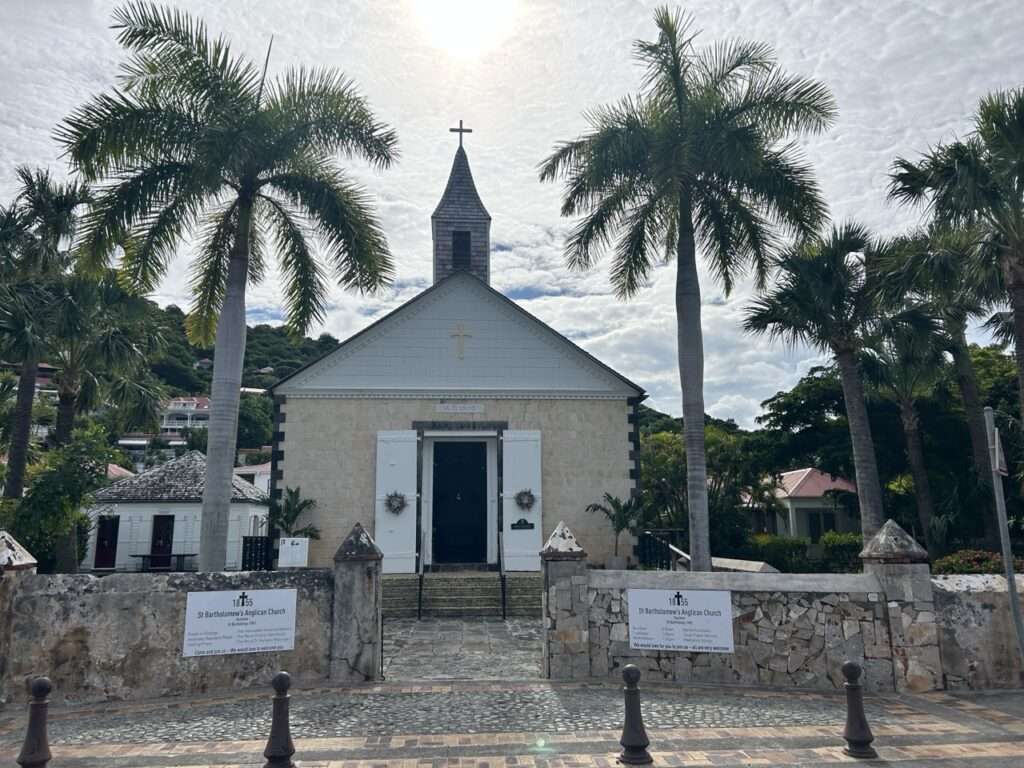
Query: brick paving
1 617 1023 766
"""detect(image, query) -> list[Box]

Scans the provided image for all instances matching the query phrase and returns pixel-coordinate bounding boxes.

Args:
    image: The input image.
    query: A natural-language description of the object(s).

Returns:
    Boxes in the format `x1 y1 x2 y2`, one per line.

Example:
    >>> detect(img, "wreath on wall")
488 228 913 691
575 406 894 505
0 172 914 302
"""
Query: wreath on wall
514 488 537 511
385 491 408 515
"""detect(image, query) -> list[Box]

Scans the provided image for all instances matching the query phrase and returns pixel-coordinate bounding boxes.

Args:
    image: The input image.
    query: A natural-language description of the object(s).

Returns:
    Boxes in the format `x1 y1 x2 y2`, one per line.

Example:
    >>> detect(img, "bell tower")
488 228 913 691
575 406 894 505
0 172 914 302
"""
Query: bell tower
432 121 491 284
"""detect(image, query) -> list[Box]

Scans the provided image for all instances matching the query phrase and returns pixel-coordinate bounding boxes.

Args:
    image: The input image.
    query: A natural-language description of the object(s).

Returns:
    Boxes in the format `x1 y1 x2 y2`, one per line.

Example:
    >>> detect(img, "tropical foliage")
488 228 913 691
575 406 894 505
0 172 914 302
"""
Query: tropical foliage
268 486 321 540
541 6 835 570
57 1 397 569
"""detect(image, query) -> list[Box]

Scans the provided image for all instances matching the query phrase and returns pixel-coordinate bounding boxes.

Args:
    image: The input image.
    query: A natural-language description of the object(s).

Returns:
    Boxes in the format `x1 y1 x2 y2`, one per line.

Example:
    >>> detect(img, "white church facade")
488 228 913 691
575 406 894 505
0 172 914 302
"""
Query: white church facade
270 138 644 572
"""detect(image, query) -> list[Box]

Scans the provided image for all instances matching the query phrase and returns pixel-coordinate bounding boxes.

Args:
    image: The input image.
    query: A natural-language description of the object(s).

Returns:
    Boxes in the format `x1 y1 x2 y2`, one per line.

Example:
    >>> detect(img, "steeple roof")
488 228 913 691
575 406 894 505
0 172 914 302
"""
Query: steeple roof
432 145 490 221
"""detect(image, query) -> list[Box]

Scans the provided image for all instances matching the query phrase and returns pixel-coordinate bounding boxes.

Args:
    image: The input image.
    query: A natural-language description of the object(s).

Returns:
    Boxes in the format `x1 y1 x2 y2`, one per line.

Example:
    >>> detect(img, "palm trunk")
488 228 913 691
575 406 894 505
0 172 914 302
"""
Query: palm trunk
676 202 711 572
55 391 76 445
898 399 935 551
199 200 252 571
53 390 80 573
834 350 885 539
3 359 37 499
949 327 997 544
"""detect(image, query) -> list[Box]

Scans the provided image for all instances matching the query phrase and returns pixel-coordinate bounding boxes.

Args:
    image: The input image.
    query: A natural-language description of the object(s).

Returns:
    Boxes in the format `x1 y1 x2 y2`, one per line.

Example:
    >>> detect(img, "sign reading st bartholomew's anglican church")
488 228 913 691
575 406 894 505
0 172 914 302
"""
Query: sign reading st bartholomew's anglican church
183 589 297 658
627 589 734 653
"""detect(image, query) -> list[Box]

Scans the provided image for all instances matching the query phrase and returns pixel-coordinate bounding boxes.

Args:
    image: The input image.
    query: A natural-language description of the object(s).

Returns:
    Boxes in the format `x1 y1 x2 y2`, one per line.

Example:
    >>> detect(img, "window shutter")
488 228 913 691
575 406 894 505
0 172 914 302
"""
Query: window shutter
375 430 419 573
501 430 542 571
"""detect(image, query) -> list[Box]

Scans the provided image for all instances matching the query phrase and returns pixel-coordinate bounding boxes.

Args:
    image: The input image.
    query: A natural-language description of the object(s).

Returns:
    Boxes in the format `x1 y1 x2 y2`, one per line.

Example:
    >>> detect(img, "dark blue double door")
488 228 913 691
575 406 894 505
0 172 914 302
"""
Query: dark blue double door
432 441 487 564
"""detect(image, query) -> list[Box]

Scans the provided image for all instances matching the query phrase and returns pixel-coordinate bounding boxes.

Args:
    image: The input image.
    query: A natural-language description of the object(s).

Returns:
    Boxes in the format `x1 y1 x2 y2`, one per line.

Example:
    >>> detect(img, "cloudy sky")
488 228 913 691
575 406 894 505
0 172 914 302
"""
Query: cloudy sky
1 0 1022 425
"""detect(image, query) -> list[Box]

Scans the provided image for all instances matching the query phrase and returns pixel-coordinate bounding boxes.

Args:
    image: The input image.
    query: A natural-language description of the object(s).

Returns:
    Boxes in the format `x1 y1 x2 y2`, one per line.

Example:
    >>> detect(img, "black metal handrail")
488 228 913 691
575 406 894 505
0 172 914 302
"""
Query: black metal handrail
498 530 507 620
635 529 688 570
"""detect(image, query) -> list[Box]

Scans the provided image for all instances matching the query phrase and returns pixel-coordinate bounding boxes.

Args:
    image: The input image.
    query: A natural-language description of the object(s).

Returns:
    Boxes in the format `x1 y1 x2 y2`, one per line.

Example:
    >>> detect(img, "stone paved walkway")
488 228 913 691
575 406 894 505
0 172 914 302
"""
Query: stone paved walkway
2 619 1024 766
383 617 541 681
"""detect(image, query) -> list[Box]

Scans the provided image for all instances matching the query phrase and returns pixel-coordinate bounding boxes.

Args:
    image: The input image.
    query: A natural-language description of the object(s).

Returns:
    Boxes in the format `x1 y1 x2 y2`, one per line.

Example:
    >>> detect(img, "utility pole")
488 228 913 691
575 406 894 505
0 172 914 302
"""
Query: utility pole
983 407 1024 667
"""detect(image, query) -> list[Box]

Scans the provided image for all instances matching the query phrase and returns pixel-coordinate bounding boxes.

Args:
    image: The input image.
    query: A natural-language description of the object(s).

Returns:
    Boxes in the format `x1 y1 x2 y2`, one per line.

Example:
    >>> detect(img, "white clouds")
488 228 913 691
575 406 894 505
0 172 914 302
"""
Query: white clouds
1 0 1022 427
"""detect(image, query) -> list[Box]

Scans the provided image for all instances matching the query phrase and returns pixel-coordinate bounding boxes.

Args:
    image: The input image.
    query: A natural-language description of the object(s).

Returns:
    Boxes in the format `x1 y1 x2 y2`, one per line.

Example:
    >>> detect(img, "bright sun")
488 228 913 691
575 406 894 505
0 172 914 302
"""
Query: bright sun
412 0 521 57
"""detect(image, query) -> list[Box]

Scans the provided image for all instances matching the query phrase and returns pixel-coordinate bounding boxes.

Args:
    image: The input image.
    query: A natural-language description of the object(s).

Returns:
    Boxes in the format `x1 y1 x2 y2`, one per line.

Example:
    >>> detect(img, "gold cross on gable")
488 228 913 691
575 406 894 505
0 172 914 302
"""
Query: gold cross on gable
449 119 472 147
450 323 472 359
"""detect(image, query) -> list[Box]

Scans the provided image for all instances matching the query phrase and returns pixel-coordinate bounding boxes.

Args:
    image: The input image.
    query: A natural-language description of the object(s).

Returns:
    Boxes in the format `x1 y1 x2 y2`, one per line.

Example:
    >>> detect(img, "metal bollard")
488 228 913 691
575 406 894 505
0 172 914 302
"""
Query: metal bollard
263 671 296 768
618 664 653 765
841 661 878 759
17 676 52 768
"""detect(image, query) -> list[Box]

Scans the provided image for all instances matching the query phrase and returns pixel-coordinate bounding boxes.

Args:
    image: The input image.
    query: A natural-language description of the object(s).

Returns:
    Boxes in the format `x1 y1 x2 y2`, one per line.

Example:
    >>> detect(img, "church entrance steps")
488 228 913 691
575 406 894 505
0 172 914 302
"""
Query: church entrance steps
382 572 542 618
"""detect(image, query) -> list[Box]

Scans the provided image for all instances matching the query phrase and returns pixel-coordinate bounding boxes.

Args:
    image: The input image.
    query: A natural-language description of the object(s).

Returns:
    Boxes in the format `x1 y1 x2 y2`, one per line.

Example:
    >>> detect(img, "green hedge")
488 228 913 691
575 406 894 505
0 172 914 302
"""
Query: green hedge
820 531 862 573
932 549 1024 575
746 533 813 573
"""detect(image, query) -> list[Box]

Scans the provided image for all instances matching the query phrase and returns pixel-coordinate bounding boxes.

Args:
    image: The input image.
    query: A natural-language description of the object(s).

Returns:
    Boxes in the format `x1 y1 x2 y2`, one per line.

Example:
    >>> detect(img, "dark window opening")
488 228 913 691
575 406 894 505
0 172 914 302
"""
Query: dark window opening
452 231 471 271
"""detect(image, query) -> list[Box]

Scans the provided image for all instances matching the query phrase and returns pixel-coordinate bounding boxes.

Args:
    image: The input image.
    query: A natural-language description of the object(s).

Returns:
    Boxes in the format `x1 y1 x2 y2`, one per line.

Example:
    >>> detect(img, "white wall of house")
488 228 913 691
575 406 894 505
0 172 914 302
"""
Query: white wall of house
778 498 857 541
83 502 266 572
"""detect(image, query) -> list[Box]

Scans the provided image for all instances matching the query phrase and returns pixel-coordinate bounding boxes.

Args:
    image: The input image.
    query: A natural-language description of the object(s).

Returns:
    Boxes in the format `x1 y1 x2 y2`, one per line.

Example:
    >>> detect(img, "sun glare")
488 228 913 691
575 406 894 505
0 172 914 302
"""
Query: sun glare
412 0 521 57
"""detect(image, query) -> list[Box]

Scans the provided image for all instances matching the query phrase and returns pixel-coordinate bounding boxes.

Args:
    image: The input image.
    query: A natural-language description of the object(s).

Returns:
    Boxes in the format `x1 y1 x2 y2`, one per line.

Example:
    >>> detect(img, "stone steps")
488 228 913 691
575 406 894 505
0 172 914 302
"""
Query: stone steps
383 573 542 618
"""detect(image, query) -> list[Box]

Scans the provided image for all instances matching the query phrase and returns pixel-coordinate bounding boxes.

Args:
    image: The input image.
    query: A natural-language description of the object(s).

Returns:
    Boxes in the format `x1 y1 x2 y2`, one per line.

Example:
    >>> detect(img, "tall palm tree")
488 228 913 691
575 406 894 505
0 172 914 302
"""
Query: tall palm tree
875 228 1003 543
57 2 398 570
538 6 835 570
743 223 886 539
860 308 945 549
890 88 1024 439
0 169 89 500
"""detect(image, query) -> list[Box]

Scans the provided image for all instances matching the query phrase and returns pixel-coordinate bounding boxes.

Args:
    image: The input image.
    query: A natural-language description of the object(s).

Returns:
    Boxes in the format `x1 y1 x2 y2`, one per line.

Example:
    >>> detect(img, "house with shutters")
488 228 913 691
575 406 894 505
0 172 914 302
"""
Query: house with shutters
270 135 645 573
82 451 266 572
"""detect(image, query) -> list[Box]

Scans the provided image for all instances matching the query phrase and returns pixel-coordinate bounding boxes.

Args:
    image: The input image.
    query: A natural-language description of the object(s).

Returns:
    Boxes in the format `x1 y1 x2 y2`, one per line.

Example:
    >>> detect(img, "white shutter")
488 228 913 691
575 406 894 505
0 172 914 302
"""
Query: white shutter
226 510 242 570
502 430 542 571
375 430 419 573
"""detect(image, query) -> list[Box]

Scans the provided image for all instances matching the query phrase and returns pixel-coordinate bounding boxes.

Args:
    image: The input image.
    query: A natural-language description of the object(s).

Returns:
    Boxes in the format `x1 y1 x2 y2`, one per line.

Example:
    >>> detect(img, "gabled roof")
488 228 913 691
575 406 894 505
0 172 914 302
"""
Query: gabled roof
271 271 644 398
432 145 490 221
775 468 856 500
94 451 266 504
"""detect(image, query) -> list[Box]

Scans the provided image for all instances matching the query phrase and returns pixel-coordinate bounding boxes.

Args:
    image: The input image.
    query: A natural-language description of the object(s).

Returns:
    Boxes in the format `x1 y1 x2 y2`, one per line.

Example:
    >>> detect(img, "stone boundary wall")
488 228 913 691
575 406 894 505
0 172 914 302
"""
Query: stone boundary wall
933 574 1024 690
586 571 896 692
540 522 946 693
0 524 384 705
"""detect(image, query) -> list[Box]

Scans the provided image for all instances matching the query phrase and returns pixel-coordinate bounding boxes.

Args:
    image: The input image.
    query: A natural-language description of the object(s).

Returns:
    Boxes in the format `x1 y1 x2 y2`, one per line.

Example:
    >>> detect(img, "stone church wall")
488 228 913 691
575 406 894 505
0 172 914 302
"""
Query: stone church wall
279 396 633 567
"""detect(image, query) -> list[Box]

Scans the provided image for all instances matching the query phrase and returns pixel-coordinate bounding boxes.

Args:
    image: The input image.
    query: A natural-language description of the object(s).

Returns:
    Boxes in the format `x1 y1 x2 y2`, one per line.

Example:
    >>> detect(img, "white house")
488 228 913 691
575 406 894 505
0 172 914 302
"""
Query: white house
764 468 858 541
234 461 272 496
83 451 267 572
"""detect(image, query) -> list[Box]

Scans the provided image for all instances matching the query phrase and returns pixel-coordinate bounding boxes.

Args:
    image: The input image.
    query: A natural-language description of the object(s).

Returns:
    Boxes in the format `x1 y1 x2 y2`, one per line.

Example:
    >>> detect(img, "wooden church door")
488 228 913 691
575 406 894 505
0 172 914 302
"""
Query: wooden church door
374 431 419 573
501 430 542 571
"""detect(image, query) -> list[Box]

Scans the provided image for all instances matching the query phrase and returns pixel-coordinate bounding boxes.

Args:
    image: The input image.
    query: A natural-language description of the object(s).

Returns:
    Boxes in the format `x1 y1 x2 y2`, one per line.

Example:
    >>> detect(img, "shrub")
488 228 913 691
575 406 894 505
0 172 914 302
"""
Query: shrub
820 531 862 573
747 533 812 573
932 549 1024 575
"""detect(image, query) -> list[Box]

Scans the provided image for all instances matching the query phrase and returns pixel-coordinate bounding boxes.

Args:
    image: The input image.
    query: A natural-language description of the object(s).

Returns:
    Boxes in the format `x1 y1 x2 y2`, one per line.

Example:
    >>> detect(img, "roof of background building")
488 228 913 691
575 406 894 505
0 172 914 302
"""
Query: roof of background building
93 451 266 504
106 464 135 480
775 468 856 499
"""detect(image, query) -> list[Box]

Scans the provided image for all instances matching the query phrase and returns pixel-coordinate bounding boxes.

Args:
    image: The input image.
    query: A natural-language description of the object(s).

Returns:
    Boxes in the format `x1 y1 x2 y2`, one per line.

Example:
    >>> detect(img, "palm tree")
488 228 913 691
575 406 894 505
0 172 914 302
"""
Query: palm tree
875 228 1003 543
586 492 642 558
0 169 89 500
860 309 945 549
268 487 320 540
890 88 1024 441
743 223 886 539
57 2 398 570
538 6 835 570
50 272 164 445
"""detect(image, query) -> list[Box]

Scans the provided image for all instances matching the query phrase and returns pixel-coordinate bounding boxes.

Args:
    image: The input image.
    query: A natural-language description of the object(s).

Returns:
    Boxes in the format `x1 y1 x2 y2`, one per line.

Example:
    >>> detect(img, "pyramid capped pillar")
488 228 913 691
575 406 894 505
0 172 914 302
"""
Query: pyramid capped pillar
331 522 382 682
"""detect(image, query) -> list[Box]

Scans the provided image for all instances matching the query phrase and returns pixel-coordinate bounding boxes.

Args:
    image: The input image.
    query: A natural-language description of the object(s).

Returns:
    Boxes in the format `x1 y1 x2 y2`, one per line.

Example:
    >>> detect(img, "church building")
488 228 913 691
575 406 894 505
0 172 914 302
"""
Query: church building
270 133 645 572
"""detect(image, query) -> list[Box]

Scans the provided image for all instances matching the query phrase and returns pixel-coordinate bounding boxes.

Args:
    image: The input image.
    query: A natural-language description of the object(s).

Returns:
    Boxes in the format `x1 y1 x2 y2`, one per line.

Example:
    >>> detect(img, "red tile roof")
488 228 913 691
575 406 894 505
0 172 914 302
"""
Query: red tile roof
775 468 856 499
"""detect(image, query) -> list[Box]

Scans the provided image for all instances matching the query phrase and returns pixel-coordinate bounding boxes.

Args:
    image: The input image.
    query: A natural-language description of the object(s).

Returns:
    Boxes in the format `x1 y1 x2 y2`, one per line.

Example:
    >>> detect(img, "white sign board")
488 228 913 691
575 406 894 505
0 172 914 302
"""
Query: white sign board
183 589 297 658
435 402 485 413
627 589 734 653
278 537 309 568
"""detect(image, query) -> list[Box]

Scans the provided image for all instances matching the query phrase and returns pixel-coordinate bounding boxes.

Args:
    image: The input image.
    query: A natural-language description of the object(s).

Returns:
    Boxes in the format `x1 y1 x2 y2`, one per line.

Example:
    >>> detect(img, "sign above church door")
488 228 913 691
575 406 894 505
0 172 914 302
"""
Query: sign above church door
435 402 484 414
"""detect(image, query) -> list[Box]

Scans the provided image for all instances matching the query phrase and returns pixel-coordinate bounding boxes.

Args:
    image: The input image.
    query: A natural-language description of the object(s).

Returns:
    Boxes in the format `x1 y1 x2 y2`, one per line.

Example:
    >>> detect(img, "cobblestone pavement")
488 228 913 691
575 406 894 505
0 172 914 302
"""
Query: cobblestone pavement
383 616 541 681
2 617 1024 766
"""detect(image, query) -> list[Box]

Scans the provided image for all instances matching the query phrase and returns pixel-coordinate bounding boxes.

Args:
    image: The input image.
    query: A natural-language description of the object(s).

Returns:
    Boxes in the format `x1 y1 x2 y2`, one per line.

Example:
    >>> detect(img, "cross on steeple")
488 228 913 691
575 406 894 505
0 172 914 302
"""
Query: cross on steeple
449 119 472 147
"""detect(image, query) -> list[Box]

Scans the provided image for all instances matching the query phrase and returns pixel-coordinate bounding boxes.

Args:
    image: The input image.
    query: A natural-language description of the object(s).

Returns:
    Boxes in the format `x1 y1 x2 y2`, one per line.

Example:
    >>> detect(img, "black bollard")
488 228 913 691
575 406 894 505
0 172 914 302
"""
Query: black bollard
17 676 52 768
263 671 296 768
618 664 653 765
841 661 878 759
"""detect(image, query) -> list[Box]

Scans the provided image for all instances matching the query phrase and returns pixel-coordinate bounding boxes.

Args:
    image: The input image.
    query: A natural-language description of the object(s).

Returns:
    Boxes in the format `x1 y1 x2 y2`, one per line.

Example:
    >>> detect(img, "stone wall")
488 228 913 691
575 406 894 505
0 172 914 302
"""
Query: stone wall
933 574 1024 690
541 523 950 693
1 524 384 704
281 397 633 567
